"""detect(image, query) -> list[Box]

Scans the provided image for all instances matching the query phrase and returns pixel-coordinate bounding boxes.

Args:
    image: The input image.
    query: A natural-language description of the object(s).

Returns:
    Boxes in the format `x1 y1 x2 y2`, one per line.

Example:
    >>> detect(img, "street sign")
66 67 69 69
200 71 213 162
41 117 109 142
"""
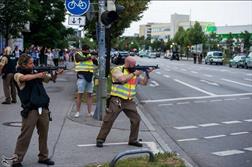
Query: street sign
65 0 90 16
68 16 86 25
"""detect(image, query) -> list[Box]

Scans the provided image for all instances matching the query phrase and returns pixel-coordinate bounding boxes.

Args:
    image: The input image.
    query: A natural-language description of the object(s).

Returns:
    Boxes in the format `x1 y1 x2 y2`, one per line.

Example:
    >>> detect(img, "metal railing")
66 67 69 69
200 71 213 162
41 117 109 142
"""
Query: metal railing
109 148 155 167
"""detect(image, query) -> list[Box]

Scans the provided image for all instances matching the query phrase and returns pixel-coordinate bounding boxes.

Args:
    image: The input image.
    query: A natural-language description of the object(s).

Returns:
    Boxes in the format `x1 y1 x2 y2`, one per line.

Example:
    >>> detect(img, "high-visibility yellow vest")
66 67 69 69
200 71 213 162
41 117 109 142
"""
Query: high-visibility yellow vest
74 51 94 72
110 65 137 100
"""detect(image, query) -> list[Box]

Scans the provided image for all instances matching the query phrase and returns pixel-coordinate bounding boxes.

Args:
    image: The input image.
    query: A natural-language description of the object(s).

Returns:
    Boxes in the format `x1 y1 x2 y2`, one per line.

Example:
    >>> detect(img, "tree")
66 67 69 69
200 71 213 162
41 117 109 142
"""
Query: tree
240 30 252 52
0 0 30 46
187 21 206 45
23 0 74 48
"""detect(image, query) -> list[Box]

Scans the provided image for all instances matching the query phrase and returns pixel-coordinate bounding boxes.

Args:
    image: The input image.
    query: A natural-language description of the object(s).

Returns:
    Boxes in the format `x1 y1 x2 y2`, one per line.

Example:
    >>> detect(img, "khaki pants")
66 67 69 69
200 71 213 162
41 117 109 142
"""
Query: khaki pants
97 96 141 142
13 109 49 164
3 73 16 102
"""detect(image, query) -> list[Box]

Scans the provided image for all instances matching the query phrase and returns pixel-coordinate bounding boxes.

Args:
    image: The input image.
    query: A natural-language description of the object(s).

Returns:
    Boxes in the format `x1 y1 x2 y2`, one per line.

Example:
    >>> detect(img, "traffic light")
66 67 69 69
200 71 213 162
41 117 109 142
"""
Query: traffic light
101 0 124 26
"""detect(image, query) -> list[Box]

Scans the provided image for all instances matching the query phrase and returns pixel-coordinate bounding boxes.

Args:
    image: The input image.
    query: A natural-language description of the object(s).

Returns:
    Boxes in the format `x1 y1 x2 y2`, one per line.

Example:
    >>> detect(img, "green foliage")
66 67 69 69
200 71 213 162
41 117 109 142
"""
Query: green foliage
0 0 30 46
86 152 185 167
240 30 252 51
23 0 74 48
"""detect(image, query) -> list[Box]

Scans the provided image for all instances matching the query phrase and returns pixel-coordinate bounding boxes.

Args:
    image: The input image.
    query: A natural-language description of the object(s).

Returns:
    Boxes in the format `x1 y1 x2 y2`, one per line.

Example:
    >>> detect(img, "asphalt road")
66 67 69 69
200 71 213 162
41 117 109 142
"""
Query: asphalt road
135 56 252 167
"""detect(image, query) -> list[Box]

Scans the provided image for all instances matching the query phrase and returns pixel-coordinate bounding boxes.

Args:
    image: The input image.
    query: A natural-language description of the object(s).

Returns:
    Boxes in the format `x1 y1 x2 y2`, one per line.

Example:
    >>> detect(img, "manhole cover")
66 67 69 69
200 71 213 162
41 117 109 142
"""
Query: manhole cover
3 122 22 127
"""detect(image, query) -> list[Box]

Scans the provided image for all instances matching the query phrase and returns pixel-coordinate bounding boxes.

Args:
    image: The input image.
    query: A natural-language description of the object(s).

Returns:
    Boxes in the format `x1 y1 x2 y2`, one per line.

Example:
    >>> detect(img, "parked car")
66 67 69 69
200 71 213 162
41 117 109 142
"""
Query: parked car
149 52 157 58
245 52 252 69
229 53 247 68
205 51 224 65
139 50 147 57
111 51 129 65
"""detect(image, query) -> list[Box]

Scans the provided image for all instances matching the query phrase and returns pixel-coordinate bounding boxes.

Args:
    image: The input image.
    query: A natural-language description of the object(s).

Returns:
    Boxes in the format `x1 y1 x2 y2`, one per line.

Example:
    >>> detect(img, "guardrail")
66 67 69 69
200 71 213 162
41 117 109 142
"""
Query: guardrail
109 148 155 167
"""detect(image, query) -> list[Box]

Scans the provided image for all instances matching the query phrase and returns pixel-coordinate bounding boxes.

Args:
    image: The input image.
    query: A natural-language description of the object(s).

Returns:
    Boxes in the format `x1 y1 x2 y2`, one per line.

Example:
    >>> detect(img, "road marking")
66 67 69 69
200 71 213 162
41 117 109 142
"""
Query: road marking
245 73 252 76
191 71 198 74
244 147 252 151
176 102 190 105
198 123 220 127
174 79 216 96
239 97 251 100
156 71 162 75
212 150 244 156
230 132 249 136
177 138 198 142
174 126 198 130
244 78 252 82
163 74 171 78
244 119 252 122
224 98 236 101
222 121 242 124
200 80 219 86
149 80 159 87
141 92 252 103
181 69 187 71
209 99 222 102
204 135 226 139
158 103 173 106
194 100 207 103
203 74 213 77
221 78 252 87
165 69 171 72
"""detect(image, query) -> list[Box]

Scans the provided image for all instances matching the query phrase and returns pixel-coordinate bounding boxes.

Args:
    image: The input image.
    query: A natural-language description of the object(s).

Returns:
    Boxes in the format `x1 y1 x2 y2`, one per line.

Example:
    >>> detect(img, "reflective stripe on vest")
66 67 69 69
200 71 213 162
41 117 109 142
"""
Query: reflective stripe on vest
110 66 137 100
74 51 94 72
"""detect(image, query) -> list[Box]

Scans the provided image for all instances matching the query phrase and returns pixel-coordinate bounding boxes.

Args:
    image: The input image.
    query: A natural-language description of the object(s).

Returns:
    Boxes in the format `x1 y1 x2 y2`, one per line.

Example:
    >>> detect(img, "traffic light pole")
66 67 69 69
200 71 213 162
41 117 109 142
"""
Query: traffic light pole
93 0 107 121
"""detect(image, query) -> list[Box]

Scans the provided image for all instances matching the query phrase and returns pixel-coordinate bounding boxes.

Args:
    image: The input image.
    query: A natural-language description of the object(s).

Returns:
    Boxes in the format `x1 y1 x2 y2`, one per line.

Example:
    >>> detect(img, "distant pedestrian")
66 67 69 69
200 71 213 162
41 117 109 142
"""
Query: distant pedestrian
12 46 22 62
74 45 97 118
96 56 154 148
11 53 63 167
0 46 17 104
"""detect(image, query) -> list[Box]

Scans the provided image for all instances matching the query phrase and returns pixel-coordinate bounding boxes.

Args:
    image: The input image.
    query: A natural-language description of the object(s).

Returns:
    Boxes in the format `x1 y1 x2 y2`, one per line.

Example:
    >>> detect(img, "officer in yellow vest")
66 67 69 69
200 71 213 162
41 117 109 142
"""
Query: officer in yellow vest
74 45 97 118
96 56 153 147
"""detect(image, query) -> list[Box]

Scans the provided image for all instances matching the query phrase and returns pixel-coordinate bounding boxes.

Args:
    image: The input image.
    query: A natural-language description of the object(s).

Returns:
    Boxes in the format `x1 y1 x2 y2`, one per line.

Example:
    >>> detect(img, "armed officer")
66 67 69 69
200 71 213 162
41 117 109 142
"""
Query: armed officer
11 53 63 167
96 56 154 148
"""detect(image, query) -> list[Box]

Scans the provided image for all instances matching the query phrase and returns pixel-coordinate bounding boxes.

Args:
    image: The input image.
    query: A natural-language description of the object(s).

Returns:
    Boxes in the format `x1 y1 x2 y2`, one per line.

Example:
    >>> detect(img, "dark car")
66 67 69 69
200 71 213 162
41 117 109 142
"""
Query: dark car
229 53 247 68
111 51 129 65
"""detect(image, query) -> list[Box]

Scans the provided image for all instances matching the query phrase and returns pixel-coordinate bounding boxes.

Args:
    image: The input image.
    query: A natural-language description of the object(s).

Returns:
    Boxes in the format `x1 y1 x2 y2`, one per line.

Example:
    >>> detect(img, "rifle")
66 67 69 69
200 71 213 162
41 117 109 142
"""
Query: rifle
127 65 159 79
33 65 67 82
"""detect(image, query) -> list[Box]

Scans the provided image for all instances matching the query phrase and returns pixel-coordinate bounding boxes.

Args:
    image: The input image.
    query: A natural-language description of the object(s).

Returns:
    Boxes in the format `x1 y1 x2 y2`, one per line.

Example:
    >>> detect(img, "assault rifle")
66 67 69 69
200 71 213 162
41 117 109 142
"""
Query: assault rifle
127 65 159 79
33 65 67 82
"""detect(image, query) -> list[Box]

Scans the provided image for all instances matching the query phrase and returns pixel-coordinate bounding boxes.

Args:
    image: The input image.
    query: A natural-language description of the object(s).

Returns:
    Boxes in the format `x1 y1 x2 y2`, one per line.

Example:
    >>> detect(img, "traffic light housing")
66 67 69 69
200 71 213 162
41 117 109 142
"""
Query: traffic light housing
101 1 124 26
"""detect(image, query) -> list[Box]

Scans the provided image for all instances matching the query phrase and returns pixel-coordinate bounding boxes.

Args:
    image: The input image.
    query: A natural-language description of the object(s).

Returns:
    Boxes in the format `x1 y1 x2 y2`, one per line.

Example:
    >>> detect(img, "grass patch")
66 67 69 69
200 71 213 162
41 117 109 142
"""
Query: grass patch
86 152 186 167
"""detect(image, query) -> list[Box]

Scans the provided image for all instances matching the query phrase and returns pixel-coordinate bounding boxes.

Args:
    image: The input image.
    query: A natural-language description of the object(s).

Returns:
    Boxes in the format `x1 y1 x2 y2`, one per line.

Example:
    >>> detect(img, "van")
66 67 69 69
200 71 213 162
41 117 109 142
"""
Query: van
205 51 224 65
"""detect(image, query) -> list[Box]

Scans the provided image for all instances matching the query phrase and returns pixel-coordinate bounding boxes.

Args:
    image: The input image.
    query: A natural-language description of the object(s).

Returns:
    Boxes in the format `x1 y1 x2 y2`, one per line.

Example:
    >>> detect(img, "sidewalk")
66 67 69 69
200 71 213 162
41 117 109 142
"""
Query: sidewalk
0 63 164 167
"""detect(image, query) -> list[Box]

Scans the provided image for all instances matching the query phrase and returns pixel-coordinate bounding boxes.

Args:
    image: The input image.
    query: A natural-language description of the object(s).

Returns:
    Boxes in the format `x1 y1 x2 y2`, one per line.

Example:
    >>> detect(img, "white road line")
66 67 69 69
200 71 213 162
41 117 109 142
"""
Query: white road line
163 74 170 78
174 79 216 96
158 103 173 106
244 78 252 82
194 100 207 103
191 71 198 74
200 80 219 86
222 121 242 124
165 69 171 72
177 138 198 142
203 74 213 77
230 132 249 136
212 150 245 156
174 126 198 130
198 123 220 127
204 135 226 139
156 71 162 75
209 99 222 102
221 78 252 87
176 102 190 105
149 80 159 87
245 73 252 76
224 98 236 101
181 69 187 71
141 92 252 103
244 119 252 122
239 97 251 100
244 147 252 151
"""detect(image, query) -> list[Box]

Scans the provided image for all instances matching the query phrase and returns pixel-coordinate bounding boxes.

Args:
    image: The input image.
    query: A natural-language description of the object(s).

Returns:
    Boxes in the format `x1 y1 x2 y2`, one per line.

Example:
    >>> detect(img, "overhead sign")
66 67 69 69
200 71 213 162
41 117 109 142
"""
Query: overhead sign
65 0 90 16
68 16 86 25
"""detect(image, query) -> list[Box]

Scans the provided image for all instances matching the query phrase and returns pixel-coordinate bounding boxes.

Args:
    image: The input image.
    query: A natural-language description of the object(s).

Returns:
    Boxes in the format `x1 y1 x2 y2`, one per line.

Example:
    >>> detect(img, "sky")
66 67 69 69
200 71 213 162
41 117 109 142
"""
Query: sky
122 1 252 36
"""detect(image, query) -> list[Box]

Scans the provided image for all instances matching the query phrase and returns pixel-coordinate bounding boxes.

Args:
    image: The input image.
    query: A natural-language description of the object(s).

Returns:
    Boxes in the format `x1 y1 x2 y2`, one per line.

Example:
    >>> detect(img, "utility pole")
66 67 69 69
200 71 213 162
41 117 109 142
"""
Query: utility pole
93 0 107 121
